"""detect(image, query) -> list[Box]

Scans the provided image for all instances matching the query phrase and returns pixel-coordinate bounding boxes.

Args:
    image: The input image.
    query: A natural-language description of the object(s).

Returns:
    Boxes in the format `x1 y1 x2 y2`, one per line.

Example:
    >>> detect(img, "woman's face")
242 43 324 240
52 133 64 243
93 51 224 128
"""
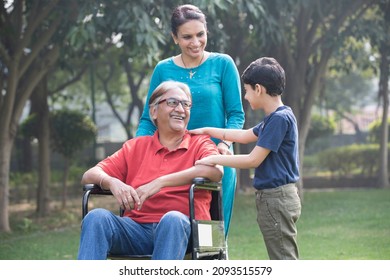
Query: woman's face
173 20 207 59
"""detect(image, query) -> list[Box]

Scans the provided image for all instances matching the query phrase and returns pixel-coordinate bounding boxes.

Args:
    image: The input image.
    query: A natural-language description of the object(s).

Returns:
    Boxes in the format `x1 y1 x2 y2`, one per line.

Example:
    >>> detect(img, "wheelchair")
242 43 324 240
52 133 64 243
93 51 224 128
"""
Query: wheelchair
81 177 228 260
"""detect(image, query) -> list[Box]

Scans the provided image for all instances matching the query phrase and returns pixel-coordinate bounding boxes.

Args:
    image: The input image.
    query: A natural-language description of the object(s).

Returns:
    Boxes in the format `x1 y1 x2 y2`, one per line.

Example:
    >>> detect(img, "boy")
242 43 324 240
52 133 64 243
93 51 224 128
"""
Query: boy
190 57 301 260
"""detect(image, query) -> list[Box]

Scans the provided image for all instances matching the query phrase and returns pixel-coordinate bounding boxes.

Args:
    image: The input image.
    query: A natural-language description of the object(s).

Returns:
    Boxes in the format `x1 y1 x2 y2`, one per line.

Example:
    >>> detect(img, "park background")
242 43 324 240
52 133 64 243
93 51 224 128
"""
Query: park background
0 0 389 259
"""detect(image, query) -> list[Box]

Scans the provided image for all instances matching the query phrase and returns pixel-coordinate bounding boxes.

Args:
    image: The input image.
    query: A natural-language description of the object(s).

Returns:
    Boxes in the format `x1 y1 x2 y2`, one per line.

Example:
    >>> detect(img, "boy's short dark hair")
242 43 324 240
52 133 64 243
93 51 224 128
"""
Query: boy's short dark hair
241 57 285 96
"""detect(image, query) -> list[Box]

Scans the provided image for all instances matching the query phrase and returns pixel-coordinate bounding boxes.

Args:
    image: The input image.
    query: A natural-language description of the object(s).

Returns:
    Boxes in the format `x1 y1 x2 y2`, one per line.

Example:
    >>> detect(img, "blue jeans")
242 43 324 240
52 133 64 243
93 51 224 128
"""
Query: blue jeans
77 208 191 260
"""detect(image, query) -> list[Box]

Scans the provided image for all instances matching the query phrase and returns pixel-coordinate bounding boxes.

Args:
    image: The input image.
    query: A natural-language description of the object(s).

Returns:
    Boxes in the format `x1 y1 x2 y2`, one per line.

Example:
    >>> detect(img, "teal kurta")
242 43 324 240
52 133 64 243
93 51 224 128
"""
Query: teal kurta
136 52 245 235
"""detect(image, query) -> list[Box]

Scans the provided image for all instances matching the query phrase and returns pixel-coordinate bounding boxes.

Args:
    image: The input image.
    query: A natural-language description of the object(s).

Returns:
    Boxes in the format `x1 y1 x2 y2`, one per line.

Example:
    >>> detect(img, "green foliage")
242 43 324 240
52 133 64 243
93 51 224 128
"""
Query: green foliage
68 165 87 182
302 154 322 176
367 118 390 143
19 110 97 160
317 144 386 177
305 114 337 155
67 0 173 64
9 172 37 204
50 110 97 159
323 72 375 114
307 114 336 142
19 114 39 140
8 165 87 204
9 172 36 188
49 164 85 185
17 218 36 233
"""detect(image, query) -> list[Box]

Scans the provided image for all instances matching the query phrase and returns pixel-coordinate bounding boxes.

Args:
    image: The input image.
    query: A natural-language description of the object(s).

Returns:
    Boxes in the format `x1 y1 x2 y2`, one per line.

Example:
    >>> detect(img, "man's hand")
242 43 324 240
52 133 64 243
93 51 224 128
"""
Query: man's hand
109 179 140 211
135 178 163 210
217 142 232 155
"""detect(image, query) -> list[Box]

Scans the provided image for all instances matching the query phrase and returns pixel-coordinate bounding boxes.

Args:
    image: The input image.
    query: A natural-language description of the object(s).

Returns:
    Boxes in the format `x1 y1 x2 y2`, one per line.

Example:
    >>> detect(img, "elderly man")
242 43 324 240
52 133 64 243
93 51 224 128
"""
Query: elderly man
77 81 223 260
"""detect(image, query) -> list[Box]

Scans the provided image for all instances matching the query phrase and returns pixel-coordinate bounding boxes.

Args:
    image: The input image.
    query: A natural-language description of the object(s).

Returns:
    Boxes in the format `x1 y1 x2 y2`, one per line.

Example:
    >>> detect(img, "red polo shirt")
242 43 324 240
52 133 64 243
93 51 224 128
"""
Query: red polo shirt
97 131 219 223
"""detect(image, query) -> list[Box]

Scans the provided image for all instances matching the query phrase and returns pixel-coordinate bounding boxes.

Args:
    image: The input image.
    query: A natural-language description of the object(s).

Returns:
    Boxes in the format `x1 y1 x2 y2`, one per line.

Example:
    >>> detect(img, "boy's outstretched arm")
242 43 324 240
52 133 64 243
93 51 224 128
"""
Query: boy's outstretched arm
190 127 257 144
195 146 271 169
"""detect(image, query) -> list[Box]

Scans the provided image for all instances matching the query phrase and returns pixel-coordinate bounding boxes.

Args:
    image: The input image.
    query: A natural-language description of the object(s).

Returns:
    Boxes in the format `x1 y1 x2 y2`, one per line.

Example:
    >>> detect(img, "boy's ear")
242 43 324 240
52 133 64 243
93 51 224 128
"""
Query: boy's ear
255 84 263 95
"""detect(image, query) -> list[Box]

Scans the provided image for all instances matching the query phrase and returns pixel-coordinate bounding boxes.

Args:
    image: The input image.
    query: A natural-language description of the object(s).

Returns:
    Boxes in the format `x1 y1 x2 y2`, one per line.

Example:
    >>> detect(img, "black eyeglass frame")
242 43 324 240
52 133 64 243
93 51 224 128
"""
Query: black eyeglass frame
157 97 192 109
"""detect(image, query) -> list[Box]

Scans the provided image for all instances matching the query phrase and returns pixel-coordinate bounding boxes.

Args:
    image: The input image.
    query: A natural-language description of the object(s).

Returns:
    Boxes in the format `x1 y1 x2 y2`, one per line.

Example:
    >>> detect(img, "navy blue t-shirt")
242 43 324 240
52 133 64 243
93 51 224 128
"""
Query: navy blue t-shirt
252 106 299 189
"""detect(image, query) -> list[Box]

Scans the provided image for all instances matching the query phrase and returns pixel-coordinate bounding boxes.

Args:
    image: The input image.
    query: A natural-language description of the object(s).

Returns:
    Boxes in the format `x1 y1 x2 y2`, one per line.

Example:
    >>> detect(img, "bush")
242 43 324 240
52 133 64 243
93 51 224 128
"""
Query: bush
367 118 390 143
317 143 387 177
307 114 336 141
9 172 37 203
302 154 323 175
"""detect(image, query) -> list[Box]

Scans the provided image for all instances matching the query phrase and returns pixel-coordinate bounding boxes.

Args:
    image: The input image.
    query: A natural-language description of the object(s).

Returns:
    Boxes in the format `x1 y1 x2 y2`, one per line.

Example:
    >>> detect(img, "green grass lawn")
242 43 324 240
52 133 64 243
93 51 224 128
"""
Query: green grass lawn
229 188 390 260
1 188 389 260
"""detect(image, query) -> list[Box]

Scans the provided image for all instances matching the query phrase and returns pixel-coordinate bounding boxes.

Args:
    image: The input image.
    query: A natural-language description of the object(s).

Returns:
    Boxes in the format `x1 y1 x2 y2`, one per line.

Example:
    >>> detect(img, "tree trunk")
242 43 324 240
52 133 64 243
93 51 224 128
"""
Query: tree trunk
36 114 51 217
61 158 69 209
0 138 13 232
377 42 390 189
31 80 51 217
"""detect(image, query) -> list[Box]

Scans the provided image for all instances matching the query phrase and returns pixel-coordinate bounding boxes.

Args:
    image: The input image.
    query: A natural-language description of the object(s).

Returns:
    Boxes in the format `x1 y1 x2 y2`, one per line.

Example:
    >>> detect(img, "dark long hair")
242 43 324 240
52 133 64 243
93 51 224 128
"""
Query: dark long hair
171 4 207 36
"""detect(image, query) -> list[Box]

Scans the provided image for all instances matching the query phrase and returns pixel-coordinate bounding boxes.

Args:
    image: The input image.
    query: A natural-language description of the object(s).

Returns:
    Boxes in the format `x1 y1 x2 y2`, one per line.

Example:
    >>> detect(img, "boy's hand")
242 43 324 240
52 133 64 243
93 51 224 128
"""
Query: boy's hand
195 156 217 166
189 128 205 134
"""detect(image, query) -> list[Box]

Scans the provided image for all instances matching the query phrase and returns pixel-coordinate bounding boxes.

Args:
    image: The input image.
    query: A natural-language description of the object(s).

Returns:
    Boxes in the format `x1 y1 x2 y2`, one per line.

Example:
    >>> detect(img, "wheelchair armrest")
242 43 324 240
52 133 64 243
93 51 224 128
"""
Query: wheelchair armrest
189 177 222 222
83 183 113 194
82 184 114 218
188 177 225 260
191 177 221 191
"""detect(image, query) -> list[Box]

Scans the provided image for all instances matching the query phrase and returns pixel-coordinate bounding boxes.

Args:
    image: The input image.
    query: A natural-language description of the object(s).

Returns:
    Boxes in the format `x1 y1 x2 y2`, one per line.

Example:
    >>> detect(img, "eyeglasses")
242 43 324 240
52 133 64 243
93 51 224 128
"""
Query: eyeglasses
157 98 192 109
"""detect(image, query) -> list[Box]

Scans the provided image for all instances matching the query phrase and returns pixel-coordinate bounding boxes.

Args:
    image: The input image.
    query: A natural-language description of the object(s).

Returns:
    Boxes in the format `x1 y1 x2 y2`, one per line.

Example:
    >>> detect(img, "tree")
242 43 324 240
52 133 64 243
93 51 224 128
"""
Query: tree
321 71 374 142
50 110 97 208
207 0 378 194
20 109 97 208
240 0 378 198
211 0 270 190
68 0 175 139
354 0 390 188
306 114 336 152
375 0 390 188
32 39 90 216
368 118 390 143
30 77 51 216
0 0 79 232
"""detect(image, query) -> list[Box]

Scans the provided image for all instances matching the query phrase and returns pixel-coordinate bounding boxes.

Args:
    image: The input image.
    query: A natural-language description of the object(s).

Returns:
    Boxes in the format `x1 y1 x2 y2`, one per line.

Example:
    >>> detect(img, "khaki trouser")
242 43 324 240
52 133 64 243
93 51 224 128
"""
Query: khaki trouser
255 183 301 260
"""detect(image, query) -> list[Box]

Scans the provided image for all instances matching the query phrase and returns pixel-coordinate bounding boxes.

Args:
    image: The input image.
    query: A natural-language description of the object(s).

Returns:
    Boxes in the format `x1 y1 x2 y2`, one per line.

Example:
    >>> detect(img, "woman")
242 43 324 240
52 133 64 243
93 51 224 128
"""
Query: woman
136 4 244 236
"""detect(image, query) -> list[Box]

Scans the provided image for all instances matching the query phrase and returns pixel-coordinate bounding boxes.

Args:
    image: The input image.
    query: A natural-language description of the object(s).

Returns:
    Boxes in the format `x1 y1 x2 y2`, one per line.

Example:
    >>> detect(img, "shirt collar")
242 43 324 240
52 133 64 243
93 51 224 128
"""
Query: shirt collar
152 130 191 154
